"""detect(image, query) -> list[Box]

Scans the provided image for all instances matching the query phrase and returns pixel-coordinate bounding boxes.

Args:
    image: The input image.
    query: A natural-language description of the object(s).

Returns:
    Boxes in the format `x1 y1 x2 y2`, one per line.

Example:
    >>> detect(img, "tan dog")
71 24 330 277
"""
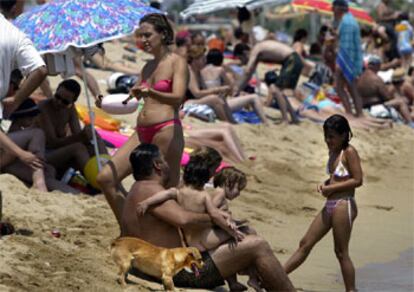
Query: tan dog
110 237 204 291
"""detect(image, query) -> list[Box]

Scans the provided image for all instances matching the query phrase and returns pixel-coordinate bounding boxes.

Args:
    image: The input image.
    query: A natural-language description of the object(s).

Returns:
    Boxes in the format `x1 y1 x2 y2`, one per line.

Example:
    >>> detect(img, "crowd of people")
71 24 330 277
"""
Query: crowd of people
0 0 412 291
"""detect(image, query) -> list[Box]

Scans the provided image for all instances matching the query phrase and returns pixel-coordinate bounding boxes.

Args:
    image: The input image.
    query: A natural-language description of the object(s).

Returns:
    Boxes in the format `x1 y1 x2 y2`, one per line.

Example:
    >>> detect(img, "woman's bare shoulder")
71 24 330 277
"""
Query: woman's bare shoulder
344 144 359 158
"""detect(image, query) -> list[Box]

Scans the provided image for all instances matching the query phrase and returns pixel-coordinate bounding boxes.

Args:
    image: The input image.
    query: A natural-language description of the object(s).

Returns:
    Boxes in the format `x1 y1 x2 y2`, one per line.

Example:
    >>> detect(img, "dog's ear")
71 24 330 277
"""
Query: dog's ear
190 248 202 260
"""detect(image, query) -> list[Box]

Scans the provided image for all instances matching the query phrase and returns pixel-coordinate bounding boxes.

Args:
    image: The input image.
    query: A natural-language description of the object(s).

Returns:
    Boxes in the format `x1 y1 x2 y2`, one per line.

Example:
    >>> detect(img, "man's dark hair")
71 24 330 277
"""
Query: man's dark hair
319 25 329 35
206 49 224 66
293 29 308 43
129 144 161 181
233 43 250 58
237 7 251 24
0 0 16 13
57 79 81 101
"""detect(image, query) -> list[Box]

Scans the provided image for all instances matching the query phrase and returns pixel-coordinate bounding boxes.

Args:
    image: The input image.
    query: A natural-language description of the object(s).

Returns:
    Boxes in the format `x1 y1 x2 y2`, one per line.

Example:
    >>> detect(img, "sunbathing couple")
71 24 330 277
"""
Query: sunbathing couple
121 144 295 291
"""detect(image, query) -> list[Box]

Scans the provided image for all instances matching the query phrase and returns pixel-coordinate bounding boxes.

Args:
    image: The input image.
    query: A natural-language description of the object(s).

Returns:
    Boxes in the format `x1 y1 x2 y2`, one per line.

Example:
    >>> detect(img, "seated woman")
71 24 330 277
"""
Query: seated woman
185 46 268 124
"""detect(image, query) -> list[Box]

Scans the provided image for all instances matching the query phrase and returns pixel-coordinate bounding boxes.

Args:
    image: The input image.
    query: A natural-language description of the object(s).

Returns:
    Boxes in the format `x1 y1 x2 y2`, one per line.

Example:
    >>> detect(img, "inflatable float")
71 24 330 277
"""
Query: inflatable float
76 104 121 131
101 94 140 115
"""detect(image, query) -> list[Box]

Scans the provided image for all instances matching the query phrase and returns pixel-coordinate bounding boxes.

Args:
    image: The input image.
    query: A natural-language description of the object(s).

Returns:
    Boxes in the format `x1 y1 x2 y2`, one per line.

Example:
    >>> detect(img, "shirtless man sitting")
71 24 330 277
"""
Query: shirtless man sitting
357 57 413 125
235 41 302 124
36 79 108 178
121 143 295 291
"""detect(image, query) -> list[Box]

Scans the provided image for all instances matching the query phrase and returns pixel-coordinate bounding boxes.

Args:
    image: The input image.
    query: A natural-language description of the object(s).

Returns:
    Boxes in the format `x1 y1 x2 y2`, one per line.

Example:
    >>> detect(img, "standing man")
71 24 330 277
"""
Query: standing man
0 0 48 119
333 0 364 117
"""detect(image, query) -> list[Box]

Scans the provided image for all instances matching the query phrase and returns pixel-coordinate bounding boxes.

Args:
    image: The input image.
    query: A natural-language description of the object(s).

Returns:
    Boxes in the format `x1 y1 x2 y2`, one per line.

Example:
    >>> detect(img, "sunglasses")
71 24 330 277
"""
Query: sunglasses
55 93 73 106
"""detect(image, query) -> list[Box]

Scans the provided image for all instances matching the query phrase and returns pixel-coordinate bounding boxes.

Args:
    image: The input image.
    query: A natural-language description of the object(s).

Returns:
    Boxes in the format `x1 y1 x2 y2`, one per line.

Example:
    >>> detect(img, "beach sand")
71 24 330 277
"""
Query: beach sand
0 42 413 291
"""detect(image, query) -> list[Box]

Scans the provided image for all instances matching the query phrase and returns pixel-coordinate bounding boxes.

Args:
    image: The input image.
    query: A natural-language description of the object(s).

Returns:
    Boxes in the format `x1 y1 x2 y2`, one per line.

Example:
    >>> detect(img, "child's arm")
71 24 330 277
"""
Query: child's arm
204 194 244 241
136 187 178 215
211 188 227 208
319 147 363 197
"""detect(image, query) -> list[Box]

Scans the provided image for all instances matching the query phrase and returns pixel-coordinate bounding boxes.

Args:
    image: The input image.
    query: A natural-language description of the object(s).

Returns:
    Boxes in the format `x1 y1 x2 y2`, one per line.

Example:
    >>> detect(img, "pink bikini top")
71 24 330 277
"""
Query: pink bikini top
141 79 173 92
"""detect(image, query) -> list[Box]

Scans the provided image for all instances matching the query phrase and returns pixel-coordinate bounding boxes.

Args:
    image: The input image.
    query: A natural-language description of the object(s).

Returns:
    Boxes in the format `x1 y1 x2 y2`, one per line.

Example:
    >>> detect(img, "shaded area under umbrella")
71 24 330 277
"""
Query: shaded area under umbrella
13 0 160 170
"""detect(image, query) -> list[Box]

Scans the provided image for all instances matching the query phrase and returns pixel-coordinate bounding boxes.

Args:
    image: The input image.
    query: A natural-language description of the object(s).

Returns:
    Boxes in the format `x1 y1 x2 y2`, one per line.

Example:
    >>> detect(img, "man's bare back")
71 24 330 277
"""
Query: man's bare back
251 40 294 64
357 70 391 106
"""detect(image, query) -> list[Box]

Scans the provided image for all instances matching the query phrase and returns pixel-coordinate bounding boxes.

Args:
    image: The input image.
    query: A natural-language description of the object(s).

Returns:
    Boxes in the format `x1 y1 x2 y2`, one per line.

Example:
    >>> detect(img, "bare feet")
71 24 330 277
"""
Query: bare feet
247 276 263 292
32 169 48 192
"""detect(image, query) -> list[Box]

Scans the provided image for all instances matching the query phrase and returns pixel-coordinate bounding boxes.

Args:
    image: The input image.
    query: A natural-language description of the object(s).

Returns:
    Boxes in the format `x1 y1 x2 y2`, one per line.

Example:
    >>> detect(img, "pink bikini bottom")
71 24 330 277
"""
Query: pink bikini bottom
136 119 181 143
324 197 356 227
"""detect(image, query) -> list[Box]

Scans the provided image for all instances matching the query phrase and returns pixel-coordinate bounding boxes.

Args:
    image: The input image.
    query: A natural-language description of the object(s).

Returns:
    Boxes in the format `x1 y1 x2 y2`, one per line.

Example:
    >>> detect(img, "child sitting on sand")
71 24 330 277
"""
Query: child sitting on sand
136 152 261 291
284 114 363 292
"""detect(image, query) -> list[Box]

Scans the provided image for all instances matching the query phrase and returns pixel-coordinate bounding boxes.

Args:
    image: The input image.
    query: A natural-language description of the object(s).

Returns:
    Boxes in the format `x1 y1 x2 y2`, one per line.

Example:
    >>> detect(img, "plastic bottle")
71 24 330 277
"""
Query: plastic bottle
61 168 76 184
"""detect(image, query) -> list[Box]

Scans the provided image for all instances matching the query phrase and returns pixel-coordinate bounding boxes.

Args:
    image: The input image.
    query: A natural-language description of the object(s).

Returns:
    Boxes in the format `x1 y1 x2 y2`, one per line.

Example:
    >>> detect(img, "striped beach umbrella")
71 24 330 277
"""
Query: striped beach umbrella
292 0 374 26
180 0 290 19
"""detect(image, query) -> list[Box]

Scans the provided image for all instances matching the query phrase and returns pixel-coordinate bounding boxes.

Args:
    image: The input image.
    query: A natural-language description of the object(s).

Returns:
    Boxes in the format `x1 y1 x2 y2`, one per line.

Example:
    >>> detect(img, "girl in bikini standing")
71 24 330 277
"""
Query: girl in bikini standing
97 13 189 225
284 114 363 292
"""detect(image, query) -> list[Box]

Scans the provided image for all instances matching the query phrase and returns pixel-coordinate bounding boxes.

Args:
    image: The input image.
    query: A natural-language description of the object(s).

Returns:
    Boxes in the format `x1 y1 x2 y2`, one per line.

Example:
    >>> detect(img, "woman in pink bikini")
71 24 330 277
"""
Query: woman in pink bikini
284 114 362 292
96 13 188 225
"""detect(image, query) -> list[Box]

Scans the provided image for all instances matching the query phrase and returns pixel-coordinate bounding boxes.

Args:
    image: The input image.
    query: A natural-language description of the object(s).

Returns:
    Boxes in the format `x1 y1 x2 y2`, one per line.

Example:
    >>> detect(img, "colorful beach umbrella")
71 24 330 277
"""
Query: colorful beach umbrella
180 0 290 19
292 0 375 26
13 0 159 170
13 0 159 54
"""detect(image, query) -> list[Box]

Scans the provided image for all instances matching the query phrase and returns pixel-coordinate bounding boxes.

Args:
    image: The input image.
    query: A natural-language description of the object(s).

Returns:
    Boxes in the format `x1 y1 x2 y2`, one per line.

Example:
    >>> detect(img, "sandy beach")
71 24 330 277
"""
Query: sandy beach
1 42 413 292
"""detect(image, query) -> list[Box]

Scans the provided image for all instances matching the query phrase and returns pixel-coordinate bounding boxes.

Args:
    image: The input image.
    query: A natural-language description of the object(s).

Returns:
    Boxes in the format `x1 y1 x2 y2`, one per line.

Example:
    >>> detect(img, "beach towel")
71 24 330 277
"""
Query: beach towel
232 110 261 124
182 103 216 122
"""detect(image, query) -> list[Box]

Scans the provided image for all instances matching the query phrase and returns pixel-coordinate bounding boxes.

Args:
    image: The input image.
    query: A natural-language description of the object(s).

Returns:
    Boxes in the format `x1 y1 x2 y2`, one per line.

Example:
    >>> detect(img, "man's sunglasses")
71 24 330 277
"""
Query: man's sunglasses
55 93 73 106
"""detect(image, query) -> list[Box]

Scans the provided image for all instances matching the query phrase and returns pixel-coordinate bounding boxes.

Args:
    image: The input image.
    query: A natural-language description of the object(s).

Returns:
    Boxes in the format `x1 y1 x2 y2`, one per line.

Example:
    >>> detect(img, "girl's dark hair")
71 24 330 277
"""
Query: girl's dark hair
129 144 161 181
139 13 174 45
206 49 224 66
213 167 247 190
293 29 308 43
323 114 353 149
183 147 222 189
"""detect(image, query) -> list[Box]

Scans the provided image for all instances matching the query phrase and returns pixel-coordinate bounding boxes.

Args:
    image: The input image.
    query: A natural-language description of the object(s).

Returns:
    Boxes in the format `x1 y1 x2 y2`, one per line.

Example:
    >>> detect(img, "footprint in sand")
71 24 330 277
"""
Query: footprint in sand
302 206 317 212
369 205 394 211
